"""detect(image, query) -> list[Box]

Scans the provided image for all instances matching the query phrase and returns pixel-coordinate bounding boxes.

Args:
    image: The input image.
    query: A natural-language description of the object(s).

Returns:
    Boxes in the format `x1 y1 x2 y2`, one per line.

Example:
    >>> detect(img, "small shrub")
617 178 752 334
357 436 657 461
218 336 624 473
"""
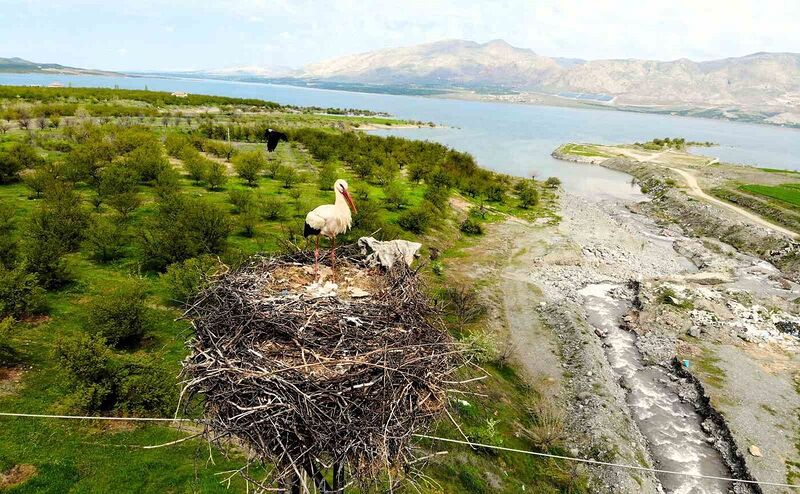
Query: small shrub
524 401 566 450
84 216 126 262
463 331 499 364
397 205 432 233
55 334 175 416
0 266 46 319
21 235 69 289
261 196 285 221
484 182 506 203
440 286 487 328
86 281 152 348
424 184 450 210
383 182 406 210
276 165 299 188
232 149 265 186
656 286 693 309
459 218 483 235
469 418 504 449
317 162 337 191
228 189 254 214
161 255 222 305
0 316 15 365
518 184 540 209
205 161 228 190
544 177 561 188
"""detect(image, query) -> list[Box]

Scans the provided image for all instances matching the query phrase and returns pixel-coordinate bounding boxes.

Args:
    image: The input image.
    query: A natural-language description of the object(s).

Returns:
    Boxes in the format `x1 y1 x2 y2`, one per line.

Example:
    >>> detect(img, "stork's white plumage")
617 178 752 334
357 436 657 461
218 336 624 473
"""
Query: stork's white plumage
304 179 357 276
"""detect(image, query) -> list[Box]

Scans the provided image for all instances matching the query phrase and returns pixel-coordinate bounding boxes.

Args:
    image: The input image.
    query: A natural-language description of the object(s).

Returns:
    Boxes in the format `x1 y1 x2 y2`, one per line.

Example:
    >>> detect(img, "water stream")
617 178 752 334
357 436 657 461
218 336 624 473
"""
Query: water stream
579 283 732 494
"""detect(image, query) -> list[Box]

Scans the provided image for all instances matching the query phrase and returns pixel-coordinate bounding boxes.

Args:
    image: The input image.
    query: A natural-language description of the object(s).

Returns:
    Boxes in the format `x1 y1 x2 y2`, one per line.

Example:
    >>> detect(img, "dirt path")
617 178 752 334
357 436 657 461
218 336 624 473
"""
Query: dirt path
669 167 799 239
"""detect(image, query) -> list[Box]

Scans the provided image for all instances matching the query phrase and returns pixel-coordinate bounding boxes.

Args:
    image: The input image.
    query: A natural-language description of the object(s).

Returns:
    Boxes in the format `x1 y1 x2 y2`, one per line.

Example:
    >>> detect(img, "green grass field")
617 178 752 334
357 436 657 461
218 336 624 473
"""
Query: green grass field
739 183 800 207
0 88 576 493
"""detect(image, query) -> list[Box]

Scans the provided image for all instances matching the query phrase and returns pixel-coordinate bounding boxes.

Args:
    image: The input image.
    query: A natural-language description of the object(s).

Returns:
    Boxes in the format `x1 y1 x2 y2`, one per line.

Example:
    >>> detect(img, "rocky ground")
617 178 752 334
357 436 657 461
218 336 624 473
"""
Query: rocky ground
460 188 800 493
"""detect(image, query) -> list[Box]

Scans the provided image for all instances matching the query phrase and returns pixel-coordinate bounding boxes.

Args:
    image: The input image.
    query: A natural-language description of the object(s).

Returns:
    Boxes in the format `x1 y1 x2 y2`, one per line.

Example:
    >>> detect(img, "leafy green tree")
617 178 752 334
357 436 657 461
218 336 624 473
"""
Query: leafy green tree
0 201 16 269
518 184 540 209
152 166 181 199
0 266 46 319
23 165 57 199
84 216 127 263
125 140 169 182
161 255 222 305
164 134 190 157
180 146 208 184
383 181 406 210
276 165 299 188
205 160 228 190
260 196 284 221
317 162 337 191
0 316 15 365
86 281 151 348
544 177 561 188
265 156 281 179
98 165 140 217
22 235 69 289
55 334 176 416
424 184 450 210
138 194 231 271
28 183 89 251
228 189 254 214
398 204 432 233
232 149 265 186
0 142 44 183
64 137 114 184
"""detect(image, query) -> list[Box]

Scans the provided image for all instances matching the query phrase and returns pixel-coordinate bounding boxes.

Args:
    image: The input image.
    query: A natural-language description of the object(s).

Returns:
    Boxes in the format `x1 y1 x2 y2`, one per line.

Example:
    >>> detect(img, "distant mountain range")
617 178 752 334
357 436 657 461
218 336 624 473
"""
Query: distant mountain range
297 40 800 110
4 40 800 125
0 57 119 76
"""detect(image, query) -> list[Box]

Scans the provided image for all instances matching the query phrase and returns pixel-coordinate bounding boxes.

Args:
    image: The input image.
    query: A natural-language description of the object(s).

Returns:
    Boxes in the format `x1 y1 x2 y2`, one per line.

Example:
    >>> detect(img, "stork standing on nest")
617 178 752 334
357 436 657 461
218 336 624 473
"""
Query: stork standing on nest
304 179 357 277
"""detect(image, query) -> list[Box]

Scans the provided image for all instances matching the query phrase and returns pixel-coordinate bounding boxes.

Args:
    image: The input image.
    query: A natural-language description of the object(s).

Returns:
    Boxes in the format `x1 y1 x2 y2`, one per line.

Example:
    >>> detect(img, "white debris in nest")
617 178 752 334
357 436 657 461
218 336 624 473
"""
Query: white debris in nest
347 287 370 298
358 237 422 270
305 281 339 299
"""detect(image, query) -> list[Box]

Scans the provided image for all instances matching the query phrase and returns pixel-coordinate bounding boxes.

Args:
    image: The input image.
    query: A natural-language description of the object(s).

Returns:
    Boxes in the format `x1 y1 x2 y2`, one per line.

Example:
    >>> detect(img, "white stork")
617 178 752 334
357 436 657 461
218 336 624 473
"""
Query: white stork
304 179 357 276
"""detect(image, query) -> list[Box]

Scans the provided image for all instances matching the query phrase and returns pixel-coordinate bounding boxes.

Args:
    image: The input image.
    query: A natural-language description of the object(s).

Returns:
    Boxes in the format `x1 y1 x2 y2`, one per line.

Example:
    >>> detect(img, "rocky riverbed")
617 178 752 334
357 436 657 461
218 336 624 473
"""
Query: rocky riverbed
464 189 799 493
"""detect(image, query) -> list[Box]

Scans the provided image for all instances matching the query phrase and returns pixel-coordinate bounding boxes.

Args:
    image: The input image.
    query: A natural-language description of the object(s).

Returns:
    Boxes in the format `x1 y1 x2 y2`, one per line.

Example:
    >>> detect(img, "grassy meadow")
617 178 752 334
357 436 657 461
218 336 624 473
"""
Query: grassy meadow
0 86 578 493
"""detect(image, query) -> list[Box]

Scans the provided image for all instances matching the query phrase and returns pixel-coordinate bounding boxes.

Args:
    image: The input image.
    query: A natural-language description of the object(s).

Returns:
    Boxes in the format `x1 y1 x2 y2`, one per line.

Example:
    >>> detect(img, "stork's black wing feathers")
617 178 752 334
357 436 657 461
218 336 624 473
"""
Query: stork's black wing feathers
303 221 321 238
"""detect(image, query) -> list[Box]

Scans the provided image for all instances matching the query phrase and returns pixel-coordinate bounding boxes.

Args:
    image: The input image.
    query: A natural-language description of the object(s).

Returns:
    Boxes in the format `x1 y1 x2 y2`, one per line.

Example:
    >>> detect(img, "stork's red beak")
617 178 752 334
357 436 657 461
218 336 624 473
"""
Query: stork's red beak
343 188 357 213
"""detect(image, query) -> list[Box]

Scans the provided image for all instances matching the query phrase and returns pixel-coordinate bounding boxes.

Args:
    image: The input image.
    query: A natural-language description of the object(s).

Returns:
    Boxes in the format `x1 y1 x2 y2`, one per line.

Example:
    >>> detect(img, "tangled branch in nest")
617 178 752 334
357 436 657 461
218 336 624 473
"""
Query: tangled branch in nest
180 248 469 490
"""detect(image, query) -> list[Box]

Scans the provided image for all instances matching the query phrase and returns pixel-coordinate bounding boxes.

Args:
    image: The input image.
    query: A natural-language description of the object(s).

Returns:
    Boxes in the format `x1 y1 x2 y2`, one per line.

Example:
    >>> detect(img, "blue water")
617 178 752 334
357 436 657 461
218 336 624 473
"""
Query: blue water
3 73 799 199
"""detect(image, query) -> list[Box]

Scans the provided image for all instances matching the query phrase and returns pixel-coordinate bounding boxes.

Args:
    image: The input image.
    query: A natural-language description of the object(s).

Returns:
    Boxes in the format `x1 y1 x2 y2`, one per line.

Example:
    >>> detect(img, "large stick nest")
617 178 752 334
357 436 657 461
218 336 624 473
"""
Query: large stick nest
180 248 465 486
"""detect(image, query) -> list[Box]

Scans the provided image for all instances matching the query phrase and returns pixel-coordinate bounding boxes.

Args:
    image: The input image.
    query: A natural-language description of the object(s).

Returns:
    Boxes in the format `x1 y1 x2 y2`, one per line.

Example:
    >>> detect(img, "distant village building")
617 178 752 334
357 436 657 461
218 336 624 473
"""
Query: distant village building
171 91 189 98
48 81 64 88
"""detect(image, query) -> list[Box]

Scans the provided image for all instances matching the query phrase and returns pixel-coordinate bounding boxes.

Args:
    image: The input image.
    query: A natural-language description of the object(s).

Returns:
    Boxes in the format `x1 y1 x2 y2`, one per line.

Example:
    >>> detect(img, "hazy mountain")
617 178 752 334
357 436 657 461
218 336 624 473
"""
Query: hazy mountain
300 39 563 86
297 40 800 110
177 65 295 78
0 57 119 76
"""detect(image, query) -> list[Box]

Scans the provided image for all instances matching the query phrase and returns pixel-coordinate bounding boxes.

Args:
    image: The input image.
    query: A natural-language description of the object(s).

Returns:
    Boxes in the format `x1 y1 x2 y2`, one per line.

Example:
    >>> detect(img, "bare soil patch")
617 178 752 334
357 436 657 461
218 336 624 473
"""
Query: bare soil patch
0 464 37 489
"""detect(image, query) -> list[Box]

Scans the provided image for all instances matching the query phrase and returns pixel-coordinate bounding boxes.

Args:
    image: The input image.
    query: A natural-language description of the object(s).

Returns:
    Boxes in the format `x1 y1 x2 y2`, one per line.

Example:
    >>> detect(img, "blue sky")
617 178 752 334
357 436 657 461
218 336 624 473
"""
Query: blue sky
1 0 798 71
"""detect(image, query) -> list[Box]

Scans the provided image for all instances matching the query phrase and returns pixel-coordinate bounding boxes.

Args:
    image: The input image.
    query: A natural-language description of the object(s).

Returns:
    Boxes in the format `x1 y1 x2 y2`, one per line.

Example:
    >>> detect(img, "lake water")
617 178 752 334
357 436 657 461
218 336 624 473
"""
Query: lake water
3 73 799 199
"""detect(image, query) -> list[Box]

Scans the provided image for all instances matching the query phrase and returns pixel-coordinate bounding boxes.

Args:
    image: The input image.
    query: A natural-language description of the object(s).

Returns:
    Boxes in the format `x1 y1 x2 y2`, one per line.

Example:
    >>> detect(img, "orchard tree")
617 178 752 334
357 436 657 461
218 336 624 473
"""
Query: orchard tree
232 149 265 187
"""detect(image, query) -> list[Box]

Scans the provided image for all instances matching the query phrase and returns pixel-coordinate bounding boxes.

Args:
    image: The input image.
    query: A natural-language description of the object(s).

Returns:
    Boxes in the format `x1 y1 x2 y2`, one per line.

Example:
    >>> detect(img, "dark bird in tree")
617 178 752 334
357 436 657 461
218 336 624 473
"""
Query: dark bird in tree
264 128 288 152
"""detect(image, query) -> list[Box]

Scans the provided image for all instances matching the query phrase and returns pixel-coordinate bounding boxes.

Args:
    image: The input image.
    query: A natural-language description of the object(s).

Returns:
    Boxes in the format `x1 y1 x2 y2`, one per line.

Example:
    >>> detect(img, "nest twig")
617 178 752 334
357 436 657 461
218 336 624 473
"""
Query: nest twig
180 249 467 491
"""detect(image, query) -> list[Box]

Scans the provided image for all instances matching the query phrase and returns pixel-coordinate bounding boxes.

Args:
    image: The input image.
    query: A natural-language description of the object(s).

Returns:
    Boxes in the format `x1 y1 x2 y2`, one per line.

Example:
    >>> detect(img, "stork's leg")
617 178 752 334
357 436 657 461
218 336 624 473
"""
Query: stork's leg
332 236 336 271
314 235 320 280
333 462 345 492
